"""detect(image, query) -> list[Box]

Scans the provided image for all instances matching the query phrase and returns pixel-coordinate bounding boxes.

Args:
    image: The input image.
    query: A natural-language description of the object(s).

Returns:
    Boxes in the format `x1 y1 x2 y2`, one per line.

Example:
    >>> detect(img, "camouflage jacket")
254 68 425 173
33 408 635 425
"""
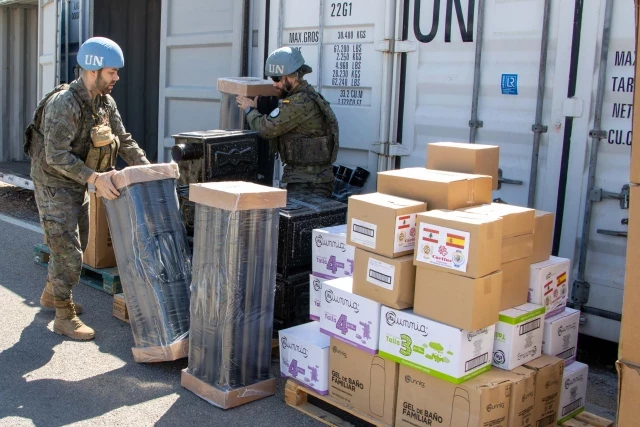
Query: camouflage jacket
29 79 148 188
246 81 338 184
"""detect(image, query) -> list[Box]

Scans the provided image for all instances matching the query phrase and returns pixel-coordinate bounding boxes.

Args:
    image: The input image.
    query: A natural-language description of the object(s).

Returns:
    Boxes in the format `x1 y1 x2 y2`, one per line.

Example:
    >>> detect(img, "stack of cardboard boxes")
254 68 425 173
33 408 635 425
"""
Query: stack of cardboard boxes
280 142 590 426
617 6 640 423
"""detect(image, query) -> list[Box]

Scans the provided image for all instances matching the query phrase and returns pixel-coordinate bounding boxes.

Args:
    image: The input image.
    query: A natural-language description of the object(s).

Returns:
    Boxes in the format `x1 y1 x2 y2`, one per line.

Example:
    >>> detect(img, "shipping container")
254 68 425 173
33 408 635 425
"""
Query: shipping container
20 0 637 343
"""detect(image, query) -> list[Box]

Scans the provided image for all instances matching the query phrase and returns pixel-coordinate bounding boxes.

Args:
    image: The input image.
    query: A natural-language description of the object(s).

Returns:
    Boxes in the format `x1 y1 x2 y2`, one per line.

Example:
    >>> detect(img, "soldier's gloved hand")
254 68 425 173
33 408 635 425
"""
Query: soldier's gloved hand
237 95 258 111
92 170 120 200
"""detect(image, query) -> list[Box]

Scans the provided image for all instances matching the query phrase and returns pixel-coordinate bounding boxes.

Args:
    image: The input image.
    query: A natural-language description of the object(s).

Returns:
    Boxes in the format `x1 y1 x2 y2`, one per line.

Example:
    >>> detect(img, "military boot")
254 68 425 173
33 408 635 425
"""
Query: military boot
53 300 95 340
40 281 83 314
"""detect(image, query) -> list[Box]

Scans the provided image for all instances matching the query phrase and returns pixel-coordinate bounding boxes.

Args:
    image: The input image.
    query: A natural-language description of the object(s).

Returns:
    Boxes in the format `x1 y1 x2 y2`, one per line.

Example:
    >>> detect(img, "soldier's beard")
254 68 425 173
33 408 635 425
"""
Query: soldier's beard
96 71 116 95
282 78 295 95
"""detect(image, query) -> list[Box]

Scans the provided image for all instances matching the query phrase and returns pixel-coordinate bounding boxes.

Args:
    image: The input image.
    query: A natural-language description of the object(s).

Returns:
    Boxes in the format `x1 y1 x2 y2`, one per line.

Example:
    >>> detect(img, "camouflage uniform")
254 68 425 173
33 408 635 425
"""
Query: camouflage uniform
27 78 148 301
246 81 338 198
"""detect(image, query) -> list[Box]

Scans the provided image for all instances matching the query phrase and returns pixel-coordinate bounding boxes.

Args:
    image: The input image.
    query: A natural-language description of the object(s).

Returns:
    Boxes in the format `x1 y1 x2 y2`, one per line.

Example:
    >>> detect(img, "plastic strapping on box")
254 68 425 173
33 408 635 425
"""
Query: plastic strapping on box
186 183 285 392
104 163 191 363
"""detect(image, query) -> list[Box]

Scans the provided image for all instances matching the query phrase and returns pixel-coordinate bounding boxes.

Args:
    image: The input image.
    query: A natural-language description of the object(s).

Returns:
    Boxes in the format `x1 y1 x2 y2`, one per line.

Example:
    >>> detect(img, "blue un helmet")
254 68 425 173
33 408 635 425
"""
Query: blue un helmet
77 37 124 71
265 47 312 77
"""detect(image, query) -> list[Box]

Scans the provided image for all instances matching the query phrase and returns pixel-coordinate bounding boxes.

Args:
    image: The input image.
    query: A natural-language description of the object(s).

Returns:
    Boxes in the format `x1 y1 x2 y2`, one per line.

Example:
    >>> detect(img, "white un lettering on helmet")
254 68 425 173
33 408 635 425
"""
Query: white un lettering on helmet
270 64 285 74
85 55 104 67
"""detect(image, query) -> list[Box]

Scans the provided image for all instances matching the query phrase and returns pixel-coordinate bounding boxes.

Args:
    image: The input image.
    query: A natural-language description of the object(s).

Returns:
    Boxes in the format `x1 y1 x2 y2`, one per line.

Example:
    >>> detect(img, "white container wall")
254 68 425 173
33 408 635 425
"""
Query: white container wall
0 4 38 162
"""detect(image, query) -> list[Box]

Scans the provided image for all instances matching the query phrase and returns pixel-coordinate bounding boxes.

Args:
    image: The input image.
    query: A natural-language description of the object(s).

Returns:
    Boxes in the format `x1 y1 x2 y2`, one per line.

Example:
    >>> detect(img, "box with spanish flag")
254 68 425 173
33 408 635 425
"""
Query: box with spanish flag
413 210 503 279
529 256 570 318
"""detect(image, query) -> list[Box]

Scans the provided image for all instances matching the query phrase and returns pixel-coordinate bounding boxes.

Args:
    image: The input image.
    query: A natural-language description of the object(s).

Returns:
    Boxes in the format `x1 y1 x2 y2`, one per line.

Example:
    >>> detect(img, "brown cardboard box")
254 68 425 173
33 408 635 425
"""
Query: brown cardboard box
84 192 116 269
500 257 531 311
427 142 500 190
329 338 399 425
523 355 564 427
217 77 281 97
496 367 537 427
113 293 129 323
396 365 512 427
414 210 503 278
352 249 416 309
377 168 493 210
458 203 535 239
502 233 534 264
532 210 554 264
189 181 287 211
620 185 640 364
617 361 640 427
414 268 502 330
347 192 426 258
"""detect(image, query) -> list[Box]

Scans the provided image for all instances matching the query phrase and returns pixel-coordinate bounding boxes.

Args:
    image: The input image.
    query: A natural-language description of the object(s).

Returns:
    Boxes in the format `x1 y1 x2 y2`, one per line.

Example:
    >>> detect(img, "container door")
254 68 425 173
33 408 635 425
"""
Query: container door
268 0 396 191
38 0 59 98
156 0 245 162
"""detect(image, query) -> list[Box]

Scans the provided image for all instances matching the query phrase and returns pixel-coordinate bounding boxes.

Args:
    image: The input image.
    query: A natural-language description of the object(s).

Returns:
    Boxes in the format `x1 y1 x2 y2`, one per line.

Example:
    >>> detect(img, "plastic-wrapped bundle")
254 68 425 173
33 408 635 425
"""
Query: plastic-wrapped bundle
181 181 287 409
104 163 192 363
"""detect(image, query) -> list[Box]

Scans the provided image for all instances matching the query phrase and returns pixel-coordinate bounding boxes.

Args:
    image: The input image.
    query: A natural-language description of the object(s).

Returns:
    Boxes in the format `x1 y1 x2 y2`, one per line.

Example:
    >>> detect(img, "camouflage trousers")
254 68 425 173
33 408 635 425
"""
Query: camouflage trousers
285 181 333 198
33 183 89 301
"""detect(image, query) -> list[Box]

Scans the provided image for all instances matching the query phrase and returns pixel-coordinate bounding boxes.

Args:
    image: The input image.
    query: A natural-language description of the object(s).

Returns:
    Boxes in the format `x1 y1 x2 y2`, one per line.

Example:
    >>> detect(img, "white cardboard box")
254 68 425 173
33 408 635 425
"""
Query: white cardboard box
492 303 545 370
543 308 580 365
378 307 495 384
558 361 589 423
319 277 382 354
529 256 570 318
309 274 324 321
279 322 331 395
312 225 356 280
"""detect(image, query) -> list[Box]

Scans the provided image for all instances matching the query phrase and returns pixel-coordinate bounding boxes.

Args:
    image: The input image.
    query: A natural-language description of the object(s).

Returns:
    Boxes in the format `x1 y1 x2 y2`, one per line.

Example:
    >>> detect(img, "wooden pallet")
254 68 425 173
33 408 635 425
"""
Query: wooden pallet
34 244 122 295
559 412 614 427
285 380 392 427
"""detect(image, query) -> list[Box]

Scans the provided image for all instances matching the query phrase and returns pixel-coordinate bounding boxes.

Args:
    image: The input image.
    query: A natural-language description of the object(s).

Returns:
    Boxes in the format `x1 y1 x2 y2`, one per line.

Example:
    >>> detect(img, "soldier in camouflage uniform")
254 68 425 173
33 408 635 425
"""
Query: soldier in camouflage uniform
237 47 338 197
24 37 149 340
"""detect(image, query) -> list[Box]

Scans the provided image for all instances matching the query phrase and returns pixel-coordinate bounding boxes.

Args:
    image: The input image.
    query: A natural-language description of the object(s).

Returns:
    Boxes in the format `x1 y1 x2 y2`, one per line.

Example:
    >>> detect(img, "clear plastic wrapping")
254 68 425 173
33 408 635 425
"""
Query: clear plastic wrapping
182 181 286 408
104 163 192 363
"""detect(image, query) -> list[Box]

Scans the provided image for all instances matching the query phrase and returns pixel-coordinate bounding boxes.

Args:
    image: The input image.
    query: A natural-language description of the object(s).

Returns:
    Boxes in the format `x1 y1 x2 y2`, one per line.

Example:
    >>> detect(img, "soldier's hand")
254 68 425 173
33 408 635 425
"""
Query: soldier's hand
94 171 120 200
237 95 258 110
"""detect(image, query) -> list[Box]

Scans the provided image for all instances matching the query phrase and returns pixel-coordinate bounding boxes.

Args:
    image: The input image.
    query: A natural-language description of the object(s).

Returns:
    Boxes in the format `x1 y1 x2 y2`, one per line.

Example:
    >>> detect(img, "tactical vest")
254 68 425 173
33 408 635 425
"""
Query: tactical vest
24 83 119 174
278 85 339 167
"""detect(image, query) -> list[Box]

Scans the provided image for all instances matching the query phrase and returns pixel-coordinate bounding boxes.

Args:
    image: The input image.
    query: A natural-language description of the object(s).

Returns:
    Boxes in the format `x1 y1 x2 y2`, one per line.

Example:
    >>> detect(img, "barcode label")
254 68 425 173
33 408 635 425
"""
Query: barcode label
369 270 392 284
556 347 576 360
353 224 374 237
519 318 541 335
562 399 583 416
465 353 488 372
536 414 556 427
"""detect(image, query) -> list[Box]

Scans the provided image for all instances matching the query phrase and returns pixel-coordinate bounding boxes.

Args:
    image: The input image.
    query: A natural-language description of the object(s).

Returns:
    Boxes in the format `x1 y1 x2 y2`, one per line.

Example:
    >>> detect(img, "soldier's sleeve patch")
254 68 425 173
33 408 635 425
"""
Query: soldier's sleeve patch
270 108 280 118
282 100 290 104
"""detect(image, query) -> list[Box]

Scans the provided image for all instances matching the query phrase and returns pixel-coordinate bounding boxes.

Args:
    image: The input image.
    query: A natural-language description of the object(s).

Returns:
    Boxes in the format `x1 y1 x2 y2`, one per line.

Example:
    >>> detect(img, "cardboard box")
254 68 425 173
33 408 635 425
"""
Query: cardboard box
217 77 281 97
620 185 640 363
379 307 495 384
279 322 330 395
502 233 534 264
352 249 415 309
377 168 493 211
347 192 426 258
84 192 116 269
329 338 399 425
312 225 355 280
426 142 500 190
309 274 324 321
532 210 554 264
529 256 570 318
543 308 580 365
617 361 640 427
113 293 129 323
319 277 382 354
492 303 545 370
558 361 588 423
523 355 565 427
496 366 537 427
500 257 532 311
414 268 502 331
458 203 535 239
414 210 503 278
189 181 287 211
396 365 512 427
181 370 276 409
